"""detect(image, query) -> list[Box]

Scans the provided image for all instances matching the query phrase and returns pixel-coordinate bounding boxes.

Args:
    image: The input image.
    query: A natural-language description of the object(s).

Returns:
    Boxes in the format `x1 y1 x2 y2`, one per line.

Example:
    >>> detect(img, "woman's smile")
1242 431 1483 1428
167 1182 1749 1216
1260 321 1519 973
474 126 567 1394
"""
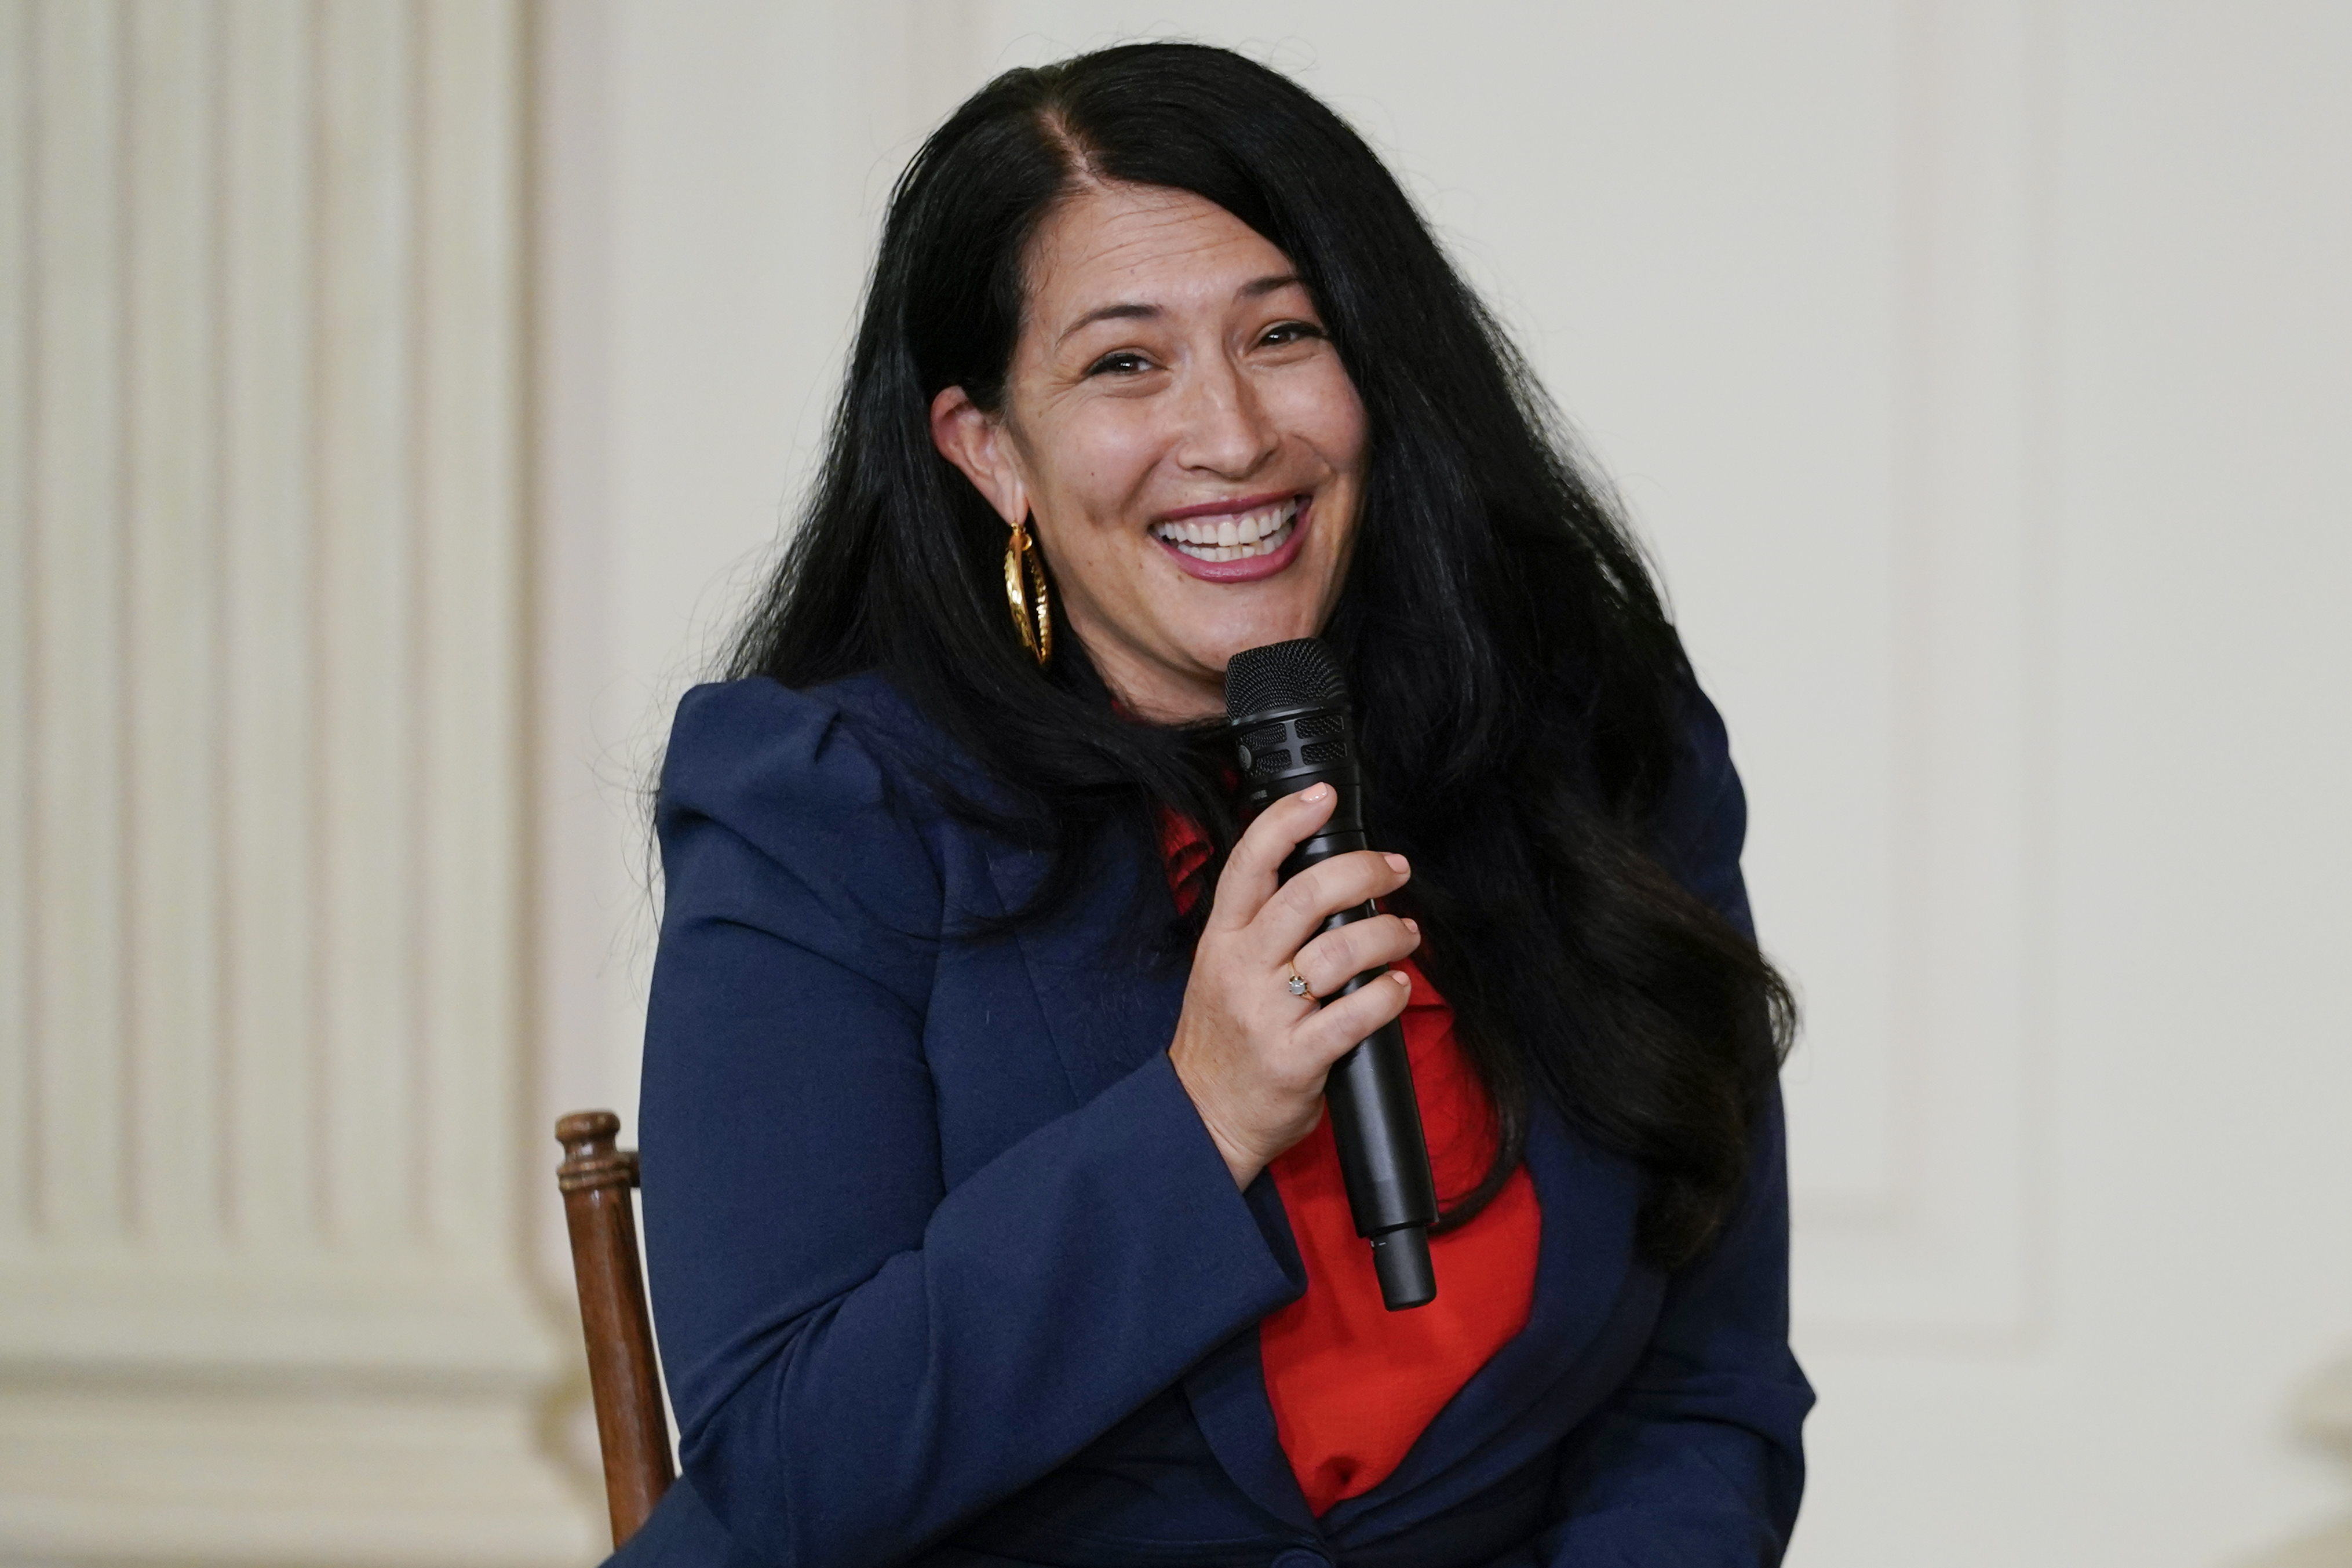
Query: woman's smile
1151 492 1309 579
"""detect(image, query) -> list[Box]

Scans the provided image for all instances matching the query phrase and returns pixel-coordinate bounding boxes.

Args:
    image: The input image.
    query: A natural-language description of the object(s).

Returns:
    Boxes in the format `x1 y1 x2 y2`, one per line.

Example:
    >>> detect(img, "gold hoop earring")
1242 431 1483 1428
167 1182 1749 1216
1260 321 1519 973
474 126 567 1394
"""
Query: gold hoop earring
1004 518 1052 666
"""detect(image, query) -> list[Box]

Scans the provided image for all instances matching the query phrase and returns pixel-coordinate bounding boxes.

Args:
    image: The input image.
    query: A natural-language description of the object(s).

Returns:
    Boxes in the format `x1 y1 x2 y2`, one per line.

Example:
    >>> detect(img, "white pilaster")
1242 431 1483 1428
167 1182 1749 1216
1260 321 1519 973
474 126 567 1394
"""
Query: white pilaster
0 1 599 1559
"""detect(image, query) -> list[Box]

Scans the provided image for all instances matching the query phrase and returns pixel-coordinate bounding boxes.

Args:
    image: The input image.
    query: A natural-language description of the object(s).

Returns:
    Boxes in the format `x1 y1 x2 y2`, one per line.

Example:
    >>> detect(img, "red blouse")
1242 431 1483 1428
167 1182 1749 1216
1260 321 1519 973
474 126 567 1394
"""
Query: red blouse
1159 812 1541 1516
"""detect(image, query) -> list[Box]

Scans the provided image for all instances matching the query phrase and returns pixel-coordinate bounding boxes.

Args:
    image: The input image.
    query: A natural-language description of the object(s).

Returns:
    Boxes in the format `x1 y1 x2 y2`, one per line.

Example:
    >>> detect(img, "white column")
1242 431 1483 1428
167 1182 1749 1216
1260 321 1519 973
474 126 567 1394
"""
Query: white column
0 1 599 1559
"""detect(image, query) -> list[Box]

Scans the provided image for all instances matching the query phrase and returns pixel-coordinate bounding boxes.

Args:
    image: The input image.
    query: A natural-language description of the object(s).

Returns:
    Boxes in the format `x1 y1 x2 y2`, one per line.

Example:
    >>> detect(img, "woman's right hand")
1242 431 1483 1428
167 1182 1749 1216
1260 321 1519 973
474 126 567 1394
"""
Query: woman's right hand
1168 783 1421 1189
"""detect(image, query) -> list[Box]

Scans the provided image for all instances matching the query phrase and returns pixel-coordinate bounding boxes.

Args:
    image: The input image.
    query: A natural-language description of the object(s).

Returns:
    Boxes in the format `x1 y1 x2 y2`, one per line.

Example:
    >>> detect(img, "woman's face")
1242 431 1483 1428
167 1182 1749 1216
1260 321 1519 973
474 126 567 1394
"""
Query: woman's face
931 181 1370 723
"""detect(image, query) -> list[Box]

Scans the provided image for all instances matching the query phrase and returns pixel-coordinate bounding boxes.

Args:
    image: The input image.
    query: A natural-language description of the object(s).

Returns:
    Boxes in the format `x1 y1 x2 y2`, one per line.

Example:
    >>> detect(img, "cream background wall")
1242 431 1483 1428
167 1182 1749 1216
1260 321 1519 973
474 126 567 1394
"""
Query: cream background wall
533 3 2352 1564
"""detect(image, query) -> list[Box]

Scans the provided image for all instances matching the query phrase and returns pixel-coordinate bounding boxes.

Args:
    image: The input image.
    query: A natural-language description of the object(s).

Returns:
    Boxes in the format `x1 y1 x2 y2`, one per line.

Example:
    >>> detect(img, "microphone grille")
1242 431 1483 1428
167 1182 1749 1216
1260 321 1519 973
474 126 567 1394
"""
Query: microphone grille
1224 638 1349 722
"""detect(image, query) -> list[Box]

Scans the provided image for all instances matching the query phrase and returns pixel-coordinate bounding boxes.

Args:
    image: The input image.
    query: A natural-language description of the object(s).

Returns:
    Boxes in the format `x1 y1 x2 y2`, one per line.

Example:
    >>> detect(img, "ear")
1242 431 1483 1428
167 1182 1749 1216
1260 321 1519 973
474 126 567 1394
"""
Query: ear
929 385 1029 527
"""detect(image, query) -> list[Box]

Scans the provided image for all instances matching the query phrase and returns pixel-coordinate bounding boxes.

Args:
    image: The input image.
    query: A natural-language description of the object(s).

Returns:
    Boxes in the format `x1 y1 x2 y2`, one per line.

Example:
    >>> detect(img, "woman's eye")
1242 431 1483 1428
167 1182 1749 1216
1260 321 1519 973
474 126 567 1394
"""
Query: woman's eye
1086 351 1153 377
1260 320 1326 348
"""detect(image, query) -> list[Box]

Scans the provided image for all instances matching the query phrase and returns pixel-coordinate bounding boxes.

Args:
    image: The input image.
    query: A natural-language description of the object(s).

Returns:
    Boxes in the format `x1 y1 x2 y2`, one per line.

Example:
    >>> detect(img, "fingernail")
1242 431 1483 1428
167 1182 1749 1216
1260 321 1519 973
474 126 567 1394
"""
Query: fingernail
1301 784 1330 803
1391 971 1411 987
1401 917 1419 934
1384 854 1409 873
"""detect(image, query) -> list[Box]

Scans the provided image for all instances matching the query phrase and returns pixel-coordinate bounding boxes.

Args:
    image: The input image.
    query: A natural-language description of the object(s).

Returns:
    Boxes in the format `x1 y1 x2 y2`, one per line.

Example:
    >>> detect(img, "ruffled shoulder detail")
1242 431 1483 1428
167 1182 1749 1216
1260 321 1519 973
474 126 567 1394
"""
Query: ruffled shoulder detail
657 676 946 1001
662 676 886 825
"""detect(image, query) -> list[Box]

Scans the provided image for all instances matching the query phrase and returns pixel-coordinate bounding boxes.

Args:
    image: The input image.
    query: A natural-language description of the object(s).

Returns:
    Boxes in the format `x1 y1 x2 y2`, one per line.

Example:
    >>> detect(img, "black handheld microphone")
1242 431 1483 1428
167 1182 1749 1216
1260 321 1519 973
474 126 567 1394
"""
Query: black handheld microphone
1224 638 1439 1311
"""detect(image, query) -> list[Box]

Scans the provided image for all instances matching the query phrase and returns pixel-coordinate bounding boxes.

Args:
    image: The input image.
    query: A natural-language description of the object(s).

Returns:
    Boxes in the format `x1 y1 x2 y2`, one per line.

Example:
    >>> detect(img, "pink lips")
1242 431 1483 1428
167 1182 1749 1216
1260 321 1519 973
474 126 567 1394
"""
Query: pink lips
1155 496 1310 584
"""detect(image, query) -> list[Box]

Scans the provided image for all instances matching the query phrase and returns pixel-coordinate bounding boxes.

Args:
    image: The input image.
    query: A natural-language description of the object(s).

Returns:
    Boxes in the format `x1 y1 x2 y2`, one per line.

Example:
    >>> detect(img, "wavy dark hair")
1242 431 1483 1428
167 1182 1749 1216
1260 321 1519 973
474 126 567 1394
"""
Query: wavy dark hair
723 42 1792 1268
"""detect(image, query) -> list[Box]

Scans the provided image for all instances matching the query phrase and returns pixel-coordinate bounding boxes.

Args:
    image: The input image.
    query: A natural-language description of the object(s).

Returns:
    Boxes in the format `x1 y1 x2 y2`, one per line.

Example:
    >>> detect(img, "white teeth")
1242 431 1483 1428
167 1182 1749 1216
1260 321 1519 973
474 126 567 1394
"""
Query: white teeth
1153 499 1300 562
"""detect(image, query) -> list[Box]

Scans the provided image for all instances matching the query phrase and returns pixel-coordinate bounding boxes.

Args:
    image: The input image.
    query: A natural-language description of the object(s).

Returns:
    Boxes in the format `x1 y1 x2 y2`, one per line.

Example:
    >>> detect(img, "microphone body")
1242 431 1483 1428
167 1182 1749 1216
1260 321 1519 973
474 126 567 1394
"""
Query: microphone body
1225 640 1439 1311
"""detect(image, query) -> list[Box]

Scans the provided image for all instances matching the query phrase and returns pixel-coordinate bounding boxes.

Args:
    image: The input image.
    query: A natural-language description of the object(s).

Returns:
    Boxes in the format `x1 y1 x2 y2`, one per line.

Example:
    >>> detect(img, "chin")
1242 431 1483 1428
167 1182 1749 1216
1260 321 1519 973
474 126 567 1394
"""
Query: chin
1195 613 1323 673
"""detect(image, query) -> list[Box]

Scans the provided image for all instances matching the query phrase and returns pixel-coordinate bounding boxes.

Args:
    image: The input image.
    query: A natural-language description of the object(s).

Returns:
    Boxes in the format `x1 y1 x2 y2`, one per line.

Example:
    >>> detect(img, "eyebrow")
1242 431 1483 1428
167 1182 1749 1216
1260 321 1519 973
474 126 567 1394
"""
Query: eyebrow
1054 274 1306 347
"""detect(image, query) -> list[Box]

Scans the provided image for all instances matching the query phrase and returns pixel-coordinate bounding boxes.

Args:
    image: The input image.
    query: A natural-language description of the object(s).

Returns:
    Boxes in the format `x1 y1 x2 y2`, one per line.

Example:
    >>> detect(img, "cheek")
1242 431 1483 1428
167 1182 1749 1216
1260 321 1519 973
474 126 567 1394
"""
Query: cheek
1029 400 1165 520
1013 401 1165 624
1274 362 1370 484
1284 367 1369 605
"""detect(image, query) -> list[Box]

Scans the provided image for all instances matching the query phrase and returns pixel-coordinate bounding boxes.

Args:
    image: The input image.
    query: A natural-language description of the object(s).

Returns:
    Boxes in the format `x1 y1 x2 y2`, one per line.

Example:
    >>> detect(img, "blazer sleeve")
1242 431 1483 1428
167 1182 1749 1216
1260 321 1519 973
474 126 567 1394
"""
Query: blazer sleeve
1497 684 1813 1566
638 679 1299 1568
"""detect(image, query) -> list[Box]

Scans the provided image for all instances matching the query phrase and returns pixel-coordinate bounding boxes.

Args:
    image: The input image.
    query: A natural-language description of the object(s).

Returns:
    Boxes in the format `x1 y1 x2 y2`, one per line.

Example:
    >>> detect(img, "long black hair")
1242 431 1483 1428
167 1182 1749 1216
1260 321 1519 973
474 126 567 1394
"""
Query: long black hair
724 42 1792 1268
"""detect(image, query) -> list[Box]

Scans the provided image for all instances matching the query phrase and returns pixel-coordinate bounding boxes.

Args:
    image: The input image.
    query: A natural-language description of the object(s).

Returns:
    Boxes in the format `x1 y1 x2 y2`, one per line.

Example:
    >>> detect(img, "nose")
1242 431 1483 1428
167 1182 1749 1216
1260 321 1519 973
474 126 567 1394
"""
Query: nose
1172 355 1277 479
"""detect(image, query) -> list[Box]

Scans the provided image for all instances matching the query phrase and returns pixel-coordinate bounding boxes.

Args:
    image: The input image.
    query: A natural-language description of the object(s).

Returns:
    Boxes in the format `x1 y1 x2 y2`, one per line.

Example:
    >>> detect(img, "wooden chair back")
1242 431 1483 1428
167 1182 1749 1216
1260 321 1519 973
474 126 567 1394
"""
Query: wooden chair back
556 1110 674 1547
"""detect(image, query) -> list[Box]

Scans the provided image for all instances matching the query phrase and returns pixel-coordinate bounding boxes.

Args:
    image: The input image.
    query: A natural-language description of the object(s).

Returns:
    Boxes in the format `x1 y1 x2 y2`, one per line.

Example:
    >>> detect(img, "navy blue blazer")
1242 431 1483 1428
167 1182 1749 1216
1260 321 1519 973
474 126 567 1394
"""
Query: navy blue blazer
615 673 1810 1568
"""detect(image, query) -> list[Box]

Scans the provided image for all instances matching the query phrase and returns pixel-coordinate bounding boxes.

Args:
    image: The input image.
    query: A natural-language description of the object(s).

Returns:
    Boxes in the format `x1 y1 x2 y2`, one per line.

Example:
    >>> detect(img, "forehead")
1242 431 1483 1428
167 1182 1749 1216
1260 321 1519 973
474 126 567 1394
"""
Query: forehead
1022 181 1294 324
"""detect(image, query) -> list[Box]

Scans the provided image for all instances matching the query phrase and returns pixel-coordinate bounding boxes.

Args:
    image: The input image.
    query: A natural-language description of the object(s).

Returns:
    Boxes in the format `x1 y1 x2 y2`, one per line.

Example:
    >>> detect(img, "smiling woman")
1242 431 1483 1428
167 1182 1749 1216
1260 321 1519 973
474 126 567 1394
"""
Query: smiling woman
929 183 1368 721
625 41 1807 1568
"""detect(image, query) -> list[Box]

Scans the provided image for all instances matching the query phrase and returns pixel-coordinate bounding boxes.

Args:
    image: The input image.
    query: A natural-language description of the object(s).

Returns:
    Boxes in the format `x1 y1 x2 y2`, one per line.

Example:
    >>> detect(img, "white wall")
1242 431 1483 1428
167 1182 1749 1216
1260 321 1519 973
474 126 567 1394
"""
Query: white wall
535 0 953 1193
535 4 2352 1563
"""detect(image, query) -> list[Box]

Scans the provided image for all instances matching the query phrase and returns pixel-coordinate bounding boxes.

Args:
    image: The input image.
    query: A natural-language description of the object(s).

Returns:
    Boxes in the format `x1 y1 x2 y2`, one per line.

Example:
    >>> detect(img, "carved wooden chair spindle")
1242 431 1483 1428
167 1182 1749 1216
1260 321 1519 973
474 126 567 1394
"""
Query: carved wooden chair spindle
556 1111 673 1548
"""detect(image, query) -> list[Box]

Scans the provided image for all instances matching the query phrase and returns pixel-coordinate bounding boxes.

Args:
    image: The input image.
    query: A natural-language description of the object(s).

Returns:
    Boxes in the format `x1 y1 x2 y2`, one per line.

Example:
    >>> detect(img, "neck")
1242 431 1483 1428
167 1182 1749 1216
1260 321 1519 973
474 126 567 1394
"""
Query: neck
1073 624 1223 726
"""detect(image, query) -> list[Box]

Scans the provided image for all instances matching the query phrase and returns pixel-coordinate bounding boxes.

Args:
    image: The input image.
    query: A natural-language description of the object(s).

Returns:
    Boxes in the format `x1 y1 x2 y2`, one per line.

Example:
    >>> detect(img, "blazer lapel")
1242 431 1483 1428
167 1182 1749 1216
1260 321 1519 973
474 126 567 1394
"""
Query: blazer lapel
1317 1112 1663 1542
1178 1117 1659 1544
982 832 1189 1104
